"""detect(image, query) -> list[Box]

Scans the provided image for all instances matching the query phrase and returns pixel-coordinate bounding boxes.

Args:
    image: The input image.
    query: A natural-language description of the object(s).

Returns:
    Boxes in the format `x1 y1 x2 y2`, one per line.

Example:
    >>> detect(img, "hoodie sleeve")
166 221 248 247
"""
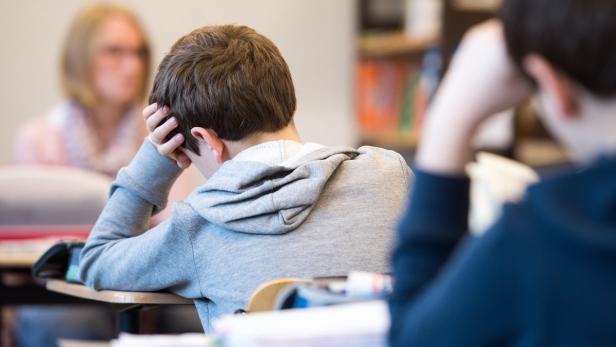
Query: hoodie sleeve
389 169 520 346
78 140 202 299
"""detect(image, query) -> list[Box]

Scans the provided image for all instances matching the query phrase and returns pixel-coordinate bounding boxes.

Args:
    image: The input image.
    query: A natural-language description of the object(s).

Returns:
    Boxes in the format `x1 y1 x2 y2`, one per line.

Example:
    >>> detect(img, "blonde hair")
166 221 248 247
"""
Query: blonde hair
60 3 151 107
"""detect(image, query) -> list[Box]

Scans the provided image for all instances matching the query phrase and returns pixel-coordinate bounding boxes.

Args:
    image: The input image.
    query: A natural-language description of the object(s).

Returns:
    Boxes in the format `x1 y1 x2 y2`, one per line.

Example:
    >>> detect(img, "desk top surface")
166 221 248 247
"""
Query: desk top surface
0 254 40 268
46 279 193 305
47 279 193 305
0 241 49 268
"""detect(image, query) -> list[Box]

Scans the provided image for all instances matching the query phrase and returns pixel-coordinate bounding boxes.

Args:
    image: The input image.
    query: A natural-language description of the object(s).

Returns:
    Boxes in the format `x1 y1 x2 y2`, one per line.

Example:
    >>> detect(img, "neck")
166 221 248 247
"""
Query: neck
224 122 302 159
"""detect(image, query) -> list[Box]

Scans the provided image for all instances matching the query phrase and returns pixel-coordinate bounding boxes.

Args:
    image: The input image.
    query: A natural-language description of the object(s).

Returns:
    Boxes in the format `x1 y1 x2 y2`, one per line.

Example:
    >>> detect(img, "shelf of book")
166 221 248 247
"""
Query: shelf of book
358 32 437 58
355 49 437 150
359 130 420 149
451 0 501 12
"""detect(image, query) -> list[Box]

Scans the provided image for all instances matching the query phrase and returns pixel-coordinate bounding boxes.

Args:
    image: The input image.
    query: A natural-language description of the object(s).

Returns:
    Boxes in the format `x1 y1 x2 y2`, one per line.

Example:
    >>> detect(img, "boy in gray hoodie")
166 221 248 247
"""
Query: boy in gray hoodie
79 24 411 331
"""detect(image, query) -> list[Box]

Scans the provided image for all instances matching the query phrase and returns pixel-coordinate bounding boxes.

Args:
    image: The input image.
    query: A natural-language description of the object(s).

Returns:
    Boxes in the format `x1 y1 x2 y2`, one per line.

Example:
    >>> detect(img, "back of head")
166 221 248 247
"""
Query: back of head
149 25 297 154
501 0 616 97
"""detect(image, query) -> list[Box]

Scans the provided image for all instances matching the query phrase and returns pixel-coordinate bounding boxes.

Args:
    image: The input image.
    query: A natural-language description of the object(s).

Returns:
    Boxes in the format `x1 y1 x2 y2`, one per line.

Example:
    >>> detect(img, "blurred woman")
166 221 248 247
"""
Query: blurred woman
14 4 149 175
11 4 200 346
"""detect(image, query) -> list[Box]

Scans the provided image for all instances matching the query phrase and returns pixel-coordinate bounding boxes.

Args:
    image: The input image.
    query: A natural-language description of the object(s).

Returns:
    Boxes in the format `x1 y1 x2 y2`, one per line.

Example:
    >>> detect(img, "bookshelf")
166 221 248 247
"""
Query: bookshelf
451 0 501 12
356 0 435 150
355 0 496 151
359 129 421 149
358 33 436 59
354 0 571 167
356 0 567 167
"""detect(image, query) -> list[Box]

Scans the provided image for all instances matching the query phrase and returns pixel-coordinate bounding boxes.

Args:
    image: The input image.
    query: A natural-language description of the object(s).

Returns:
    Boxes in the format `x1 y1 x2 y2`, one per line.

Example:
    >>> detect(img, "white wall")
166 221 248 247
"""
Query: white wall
0 0 357 164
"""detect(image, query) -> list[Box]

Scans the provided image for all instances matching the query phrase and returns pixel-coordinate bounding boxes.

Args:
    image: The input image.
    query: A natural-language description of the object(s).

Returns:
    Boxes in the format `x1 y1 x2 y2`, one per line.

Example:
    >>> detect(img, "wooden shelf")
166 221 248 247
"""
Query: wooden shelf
358 32 437 58
452 0 501 12
515 139 570 168
359 130 420 149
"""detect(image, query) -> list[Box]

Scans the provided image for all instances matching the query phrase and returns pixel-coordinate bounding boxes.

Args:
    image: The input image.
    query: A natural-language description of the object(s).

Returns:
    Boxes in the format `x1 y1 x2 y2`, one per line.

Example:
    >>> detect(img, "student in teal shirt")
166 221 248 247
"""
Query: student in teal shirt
390 0 616 345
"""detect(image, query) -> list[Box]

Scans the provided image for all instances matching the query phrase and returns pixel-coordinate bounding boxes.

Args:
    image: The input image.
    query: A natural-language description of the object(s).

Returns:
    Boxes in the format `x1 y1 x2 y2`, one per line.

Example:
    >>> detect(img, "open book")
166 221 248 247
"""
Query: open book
466 152 539 236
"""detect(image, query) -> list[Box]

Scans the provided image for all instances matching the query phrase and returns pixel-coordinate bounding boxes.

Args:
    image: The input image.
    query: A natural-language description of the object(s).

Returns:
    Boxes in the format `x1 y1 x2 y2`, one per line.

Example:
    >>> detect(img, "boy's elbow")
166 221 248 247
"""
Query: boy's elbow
78 244 103 289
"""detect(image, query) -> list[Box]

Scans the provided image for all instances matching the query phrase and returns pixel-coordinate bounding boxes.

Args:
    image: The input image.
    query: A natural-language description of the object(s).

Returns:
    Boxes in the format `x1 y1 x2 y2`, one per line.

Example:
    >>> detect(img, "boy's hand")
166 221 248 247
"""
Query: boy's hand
417 20 533 175
143 103 191 169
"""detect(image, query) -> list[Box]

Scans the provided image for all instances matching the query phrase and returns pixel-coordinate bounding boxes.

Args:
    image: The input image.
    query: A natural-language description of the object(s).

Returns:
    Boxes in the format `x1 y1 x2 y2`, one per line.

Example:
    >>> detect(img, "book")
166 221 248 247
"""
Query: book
356 59 417 133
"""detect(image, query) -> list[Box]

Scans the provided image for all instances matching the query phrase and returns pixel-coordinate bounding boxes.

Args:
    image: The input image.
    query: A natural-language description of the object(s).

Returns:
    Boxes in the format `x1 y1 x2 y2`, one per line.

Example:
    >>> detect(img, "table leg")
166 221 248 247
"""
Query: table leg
0 305 4 347
114 304 142 335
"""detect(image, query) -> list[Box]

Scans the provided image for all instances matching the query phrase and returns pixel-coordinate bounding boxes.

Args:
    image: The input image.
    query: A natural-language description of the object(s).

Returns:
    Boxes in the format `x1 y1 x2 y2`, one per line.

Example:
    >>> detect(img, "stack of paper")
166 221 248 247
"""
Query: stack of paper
213 300 389 347
110 333 216 347
467 152 539 235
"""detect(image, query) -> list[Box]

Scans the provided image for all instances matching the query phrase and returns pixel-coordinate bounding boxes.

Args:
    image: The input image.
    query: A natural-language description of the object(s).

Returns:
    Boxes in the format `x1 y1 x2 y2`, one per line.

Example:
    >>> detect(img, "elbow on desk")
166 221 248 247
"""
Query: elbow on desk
78 242 106 290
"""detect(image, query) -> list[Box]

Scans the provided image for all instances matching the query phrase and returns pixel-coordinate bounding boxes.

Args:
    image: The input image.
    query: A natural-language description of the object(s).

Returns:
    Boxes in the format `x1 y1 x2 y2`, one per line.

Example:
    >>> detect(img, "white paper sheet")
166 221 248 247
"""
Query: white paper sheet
213 300 389 347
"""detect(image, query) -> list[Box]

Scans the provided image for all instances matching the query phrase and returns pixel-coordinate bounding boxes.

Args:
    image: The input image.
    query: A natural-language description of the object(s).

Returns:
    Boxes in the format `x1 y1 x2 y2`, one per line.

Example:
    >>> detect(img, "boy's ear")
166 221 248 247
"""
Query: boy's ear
190 127 226 163
523 54 580 118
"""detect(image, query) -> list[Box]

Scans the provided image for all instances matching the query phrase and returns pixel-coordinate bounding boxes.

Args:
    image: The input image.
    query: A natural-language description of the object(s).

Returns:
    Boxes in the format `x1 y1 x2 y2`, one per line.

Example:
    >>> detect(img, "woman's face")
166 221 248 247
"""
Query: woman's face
91 15 146 106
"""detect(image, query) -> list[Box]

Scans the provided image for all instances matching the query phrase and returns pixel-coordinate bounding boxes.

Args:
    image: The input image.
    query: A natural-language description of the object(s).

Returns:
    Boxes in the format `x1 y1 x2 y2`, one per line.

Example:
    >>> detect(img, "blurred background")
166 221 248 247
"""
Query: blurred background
0 0 566 168
0 1 571 346
0 0 357 164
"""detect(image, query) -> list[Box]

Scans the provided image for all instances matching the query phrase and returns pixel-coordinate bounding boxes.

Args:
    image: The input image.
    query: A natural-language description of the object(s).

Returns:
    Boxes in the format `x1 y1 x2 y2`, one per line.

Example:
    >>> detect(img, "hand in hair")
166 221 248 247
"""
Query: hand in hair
416 20 533 175
143 103 192 169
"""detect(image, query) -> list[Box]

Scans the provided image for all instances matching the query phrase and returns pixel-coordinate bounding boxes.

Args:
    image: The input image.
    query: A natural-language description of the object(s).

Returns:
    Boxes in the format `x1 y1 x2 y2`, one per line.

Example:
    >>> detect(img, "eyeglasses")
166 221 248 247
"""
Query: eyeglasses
98 45 147 62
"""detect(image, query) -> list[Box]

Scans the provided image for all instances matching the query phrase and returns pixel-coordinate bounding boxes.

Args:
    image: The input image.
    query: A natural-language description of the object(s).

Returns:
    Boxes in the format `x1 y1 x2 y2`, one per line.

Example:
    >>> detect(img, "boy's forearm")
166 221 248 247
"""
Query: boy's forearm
85 139 182 240
78 188 198 294
79 140 184 287
117 139 184 214
79 186 153 287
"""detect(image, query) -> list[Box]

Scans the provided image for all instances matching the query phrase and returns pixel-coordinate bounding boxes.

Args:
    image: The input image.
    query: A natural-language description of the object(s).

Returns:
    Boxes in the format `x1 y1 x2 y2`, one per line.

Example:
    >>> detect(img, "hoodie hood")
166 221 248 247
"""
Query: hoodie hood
526 155 616 249
188 145 359 235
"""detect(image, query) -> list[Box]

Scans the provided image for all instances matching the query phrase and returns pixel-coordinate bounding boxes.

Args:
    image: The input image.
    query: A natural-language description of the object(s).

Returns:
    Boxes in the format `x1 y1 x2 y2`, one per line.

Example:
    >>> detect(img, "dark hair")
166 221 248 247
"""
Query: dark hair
501 0 616 97
149 25 296 154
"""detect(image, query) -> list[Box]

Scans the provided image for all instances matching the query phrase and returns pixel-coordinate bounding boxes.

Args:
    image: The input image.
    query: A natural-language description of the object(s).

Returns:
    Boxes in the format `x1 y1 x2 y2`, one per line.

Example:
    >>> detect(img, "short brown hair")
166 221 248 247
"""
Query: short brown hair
149 25 297 154
61 3 151 107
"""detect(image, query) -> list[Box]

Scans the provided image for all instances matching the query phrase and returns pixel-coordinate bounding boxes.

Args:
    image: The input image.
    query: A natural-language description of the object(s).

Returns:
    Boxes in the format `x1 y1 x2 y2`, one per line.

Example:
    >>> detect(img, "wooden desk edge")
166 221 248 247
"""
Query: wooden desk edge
0 257 37 268
46 279 193 305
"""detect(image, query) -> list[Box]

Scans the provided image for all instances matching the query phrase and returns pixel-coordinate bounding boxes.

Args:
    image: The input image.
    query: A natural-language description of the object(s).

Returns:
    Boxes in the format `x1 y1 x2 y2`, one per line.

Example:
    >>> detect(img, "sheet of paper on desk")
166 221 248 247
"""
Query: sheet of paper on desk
213 300 389 347
110 333 216 347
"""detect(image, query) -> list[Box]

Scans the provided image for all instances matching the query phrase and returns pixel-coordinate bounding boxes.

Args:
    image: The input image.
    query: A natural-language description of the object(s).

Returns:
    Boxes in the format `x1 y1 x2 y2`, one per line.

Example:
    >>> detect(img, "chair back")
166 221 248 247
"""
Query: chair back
0 165 111 225
247 278 305 312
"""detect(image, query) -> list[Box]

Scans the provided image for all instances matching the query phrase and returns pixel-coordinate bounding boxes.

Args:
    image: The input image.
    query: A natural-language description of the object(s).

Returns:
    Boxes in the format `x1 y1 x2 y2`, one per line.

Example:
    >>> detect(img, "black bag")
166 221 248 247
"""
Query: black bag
31 241 85 283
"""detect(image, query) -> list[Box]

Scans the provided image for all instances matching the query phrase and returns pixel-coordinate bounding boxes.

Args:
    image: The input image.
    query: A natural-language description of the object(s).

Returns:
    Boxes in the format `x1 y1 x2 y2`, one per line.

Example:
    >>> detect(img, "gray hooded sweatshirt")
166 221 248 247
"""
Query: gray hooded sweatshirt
79 140 411 331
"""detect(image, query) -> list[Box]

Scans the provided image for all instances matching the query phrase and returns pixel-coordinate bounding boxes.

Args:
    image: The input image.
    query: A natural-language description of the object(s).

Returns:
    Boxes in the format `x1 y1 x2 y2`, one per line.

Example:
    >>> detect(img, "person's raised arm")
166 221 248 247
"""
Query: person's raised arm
79 104 202 298
390 20 533 346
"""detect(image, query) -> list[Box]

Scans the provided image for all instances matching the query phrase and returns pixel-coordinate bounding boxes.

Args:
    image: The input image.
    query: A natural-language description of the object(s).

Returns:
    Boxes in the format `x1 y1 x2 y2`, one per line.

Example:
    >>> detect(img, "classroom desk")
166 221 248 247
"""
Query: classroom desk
0 252 40 268
0 230 99 346
0 249 93 347
46 279 193 334
0 235 89 306
46 279 192 305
